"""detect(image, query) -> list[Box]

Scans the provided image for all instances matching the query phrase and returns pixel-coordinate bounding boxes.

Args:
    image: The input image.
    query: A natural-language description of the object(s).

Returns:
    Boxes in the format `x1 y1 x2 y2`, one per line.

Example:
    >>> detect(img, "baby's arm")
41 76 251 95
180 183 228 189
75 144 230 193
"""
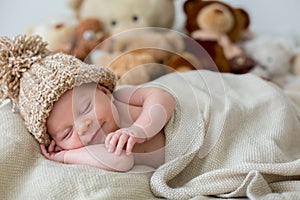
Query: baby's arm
106 87 175 155
41 140 134 172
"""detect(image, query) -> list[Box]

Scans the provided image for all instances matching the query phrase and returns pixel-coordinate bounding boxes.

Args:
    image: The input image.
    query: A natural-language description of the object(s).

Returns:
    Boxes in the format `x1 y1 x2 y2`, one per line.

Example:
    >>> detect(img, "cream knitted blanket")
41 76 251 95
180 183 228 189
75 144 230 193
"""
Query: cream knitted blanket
1 70 300 200
0 101 159 200
147 70 300 199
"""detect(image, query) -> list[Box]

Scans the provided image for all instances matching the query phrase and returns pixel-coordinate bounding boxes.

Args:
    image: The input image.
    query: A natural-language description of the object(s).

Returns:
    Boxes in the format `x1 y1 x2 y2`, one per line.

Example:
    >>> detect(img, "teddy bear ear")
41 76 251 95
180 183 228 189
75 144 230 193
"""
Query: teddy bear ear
183 0 210 34
224 7 251 42
236 8 250 29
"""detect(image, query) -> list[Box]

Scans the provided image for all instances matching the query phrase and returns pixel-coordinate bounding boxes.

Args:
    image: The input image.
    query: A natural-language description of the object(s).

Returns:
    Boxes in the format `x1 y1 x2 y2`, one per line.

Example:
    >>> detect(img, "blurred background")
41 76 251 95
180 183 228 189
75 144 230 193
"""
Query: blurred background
1 0 300 38
1 0 300 89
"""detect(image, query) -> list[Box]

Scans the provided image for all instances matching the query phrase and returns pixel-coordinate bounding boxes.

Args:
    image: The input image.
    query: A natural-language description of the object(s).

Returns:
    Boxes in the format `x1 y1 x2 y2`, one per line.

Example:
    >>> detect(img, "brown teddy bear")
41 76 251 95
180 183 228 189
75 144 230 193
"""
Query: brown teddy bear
71 18 107 61
184 0 255 73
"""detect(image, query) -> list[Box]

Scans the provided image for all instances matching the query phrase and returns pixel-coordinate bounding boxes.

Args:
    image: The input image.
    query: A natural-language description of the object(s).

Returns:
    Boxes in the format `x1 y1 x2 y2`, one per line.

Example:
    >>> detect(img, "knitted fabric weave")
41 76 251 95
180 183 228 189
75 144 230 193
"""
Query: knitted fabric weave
0 35 116 145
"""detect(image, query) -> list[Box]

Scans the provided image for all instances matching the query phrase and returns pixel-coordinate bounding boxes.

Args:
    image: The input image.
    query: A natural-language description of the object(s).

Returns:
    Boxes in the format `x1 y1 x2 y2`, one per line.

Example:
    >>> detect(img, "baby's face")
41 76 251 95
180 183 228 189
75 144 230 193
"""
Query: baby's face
46 83 119 150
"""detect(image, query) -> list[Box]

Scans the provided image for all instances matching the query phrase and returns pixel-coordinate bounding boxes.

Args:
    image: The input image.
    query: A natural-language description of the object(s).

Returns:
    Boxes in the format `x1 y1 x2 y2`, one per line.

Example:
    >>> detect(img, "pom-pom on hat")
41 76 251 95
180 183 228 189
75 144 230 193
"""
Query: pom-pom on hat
0 35 117 145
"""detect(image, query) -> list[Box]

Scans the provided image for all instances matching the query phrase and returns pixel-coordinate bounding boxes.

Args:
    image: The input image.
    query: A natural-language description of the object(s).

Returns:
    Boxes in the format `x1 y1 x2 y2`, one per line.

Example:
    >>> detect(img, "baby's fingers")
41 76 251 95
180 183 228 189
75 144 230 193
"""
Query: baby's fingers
115 134 129 156
105 133 113 148
126 137 136 155
107 133 121 153
48 140 56 153
40 144 50 158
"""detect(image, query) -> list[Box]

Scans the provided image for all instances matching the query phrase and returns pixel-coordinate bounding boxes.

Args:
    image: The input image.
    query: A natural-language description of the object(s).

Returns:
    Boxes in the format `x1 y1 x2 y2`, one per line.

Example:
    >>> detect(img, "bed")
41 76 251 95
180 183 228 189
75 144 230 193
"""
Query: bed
1 70 300 199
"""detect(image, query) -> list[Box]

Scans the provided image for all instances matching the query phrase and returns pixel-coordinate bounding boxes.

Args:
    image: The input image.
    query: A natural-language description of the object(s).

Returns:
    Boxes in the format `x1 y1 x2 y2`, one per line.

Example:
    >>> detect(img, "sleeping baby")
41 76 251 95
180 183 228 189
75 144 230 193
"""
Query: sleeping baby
40 82 174 171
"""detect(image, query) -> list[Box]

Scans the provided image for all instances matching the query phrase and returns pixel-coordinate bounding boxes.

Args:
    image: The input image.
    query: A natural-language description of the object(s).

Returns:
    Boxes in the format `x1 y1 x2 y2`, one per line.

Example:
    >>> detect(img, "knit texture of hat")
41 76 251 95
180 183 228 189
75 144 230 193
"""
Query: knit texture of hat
0 35 116 145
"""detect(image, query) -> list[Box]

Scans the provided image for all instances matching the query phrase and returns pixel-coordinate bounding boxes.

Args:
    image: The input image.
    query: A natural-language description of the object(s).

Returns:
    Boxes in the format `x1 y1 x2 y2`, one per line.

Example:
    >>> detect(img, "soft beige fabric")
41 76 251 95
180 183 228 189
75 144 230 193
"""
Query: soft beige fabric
0 101 158 200
1 70 300 200
147 70 300 199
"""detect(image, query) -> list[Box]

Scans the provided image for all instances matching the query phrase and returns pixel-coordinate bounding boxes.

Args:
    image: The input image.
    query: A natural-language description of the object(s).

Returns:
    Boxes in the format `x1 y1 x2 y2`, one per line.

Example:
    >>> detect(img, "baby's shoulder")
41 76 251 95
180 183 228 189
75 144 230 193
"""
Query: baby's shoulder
113 85 164 102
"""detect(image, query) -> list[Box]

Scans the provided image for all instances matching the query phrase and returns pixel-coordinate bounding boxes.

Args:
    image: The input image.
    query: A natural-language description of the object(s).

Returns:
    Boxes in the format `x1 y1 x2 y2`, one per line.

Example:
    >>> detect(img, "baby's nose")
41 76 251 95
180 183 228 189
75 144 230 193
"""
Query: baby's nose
77 118 92 136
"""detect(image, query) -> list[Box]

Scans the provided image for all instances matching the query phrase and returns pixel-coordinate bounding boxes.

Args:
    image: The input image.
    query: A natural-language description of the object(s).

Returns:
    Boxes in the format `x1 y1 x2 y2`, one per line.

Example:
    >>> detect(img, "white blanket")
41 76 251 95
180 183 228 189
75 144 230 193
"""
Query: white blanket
1 70 300 199
148 70 300 199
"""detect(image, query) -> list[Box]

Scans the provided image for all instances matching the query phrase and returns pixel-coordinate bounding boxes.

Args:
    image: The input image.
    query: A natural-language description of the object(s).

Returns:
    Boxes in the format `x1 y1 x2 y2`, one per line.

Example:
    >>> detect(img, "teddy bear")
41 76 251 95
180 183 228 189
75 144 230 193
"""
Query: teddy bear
26 15 77 54
108 50 164 85
166 51 203 72
183 0 255 73
244 36 295 88
70 18 107 61
89 28 202 85
67 0 175 35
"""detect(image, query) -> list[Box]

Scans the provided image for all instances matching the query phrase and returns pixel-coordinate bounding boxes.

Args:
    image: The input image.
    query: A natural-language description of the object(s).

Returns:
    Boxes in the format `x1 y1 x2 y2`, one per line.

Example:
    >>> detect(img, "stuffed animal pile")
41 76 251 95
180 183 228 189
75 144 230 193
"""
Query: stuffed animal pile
25 0 300 88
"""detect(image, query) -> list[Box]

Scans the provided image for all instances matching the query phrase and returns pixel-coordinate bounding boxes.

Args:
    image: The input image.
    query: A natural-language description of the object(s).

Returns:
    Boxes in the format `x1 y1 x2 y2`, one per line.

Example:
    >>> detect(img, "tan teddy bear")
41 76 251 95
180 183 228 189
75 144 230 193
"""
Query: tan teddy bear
89 28 202 85
89 29 184 84
108 50 162 85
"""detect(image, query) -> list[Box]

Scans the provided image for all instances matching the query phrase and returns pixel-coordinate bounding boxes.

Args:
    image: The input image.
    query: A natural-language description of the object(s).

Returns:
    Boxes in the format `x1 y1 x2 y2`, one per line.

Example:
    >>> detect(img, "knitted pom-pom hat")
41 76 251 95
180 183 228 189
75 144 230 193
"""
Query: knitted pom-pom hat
0 35 116 145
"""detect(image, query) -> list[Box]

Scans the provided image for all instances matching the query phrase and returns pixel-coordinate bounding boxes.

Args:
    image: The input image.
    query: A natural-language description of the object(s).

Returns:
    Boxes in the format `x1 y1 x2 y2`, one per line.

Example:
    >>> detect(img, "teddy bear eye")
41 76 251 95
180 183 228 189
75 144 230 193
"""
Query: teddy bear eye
132 15 139 22
111 20 117 26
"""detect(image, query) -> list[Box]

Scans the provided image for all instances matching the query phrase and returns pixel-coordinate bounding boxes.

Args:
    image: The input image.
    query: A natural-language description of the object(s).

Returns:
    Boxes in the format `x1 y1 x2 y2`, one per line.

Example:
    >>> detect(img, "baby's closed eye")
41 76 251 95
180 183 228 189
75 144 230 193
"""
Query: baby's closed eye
80 101 92 114
62 127 73 140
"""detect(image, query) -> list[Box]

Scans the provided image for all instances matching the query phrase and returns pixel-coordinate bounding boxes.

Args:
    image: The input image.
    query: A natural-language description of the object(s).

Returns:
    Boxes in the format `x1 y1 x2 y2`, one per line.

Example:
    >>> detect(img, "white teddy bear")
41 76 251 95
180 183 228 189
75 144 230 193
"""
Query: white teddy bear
67 0 175 35
244 36 295 88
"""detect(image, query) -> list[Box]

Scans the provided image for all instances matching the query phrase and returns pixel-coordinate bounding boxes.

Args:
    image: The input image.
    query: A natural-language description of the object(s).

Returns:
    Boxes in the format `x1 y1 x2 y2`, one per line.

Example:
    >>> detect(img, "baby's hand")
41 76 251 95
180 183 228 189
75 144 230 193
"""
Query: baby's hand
40 140 66 163
105 127 146 156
